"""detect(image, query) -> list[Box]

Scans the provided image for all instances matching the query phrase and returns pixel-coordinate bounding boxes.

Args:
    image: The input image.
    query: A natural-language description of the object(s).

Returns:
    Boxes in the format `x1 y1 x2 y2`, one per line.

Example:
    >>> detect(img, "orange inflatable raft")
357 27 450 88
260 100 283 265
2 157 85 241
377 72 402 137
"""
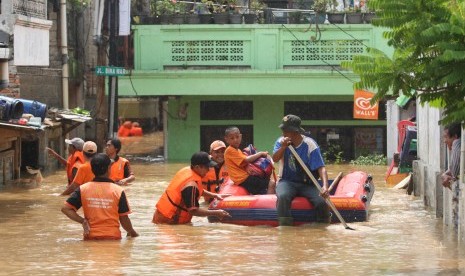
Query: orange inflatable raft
208 171 374 226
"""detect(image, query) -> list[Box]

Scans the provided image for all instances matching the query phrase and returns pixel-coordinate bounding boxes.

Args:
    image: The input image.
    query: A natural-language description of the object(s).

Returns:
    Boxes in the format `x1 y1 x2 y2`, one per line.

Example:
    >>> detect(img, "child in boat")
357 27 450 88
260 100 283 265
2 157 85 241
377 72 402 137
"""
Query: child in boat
224 126 276 195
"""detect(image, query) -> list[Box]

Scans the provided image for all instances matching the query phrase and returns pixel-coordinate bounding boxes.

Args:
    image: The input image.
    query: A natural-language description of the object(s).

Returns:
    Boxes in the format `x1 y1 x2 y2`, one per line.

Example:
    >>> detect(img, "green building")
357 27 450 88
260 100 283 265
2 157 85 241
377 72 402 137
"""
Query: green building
118 24 390 161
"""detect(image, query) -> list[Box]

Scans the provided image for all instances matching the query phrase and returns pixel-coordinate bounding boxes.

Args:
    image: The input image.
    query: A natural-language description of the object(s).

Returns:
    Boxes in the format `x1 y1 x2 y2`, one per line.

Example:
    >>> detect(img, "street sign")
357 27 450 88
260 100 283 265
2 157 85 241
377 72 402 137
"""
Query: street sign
95 66 128 76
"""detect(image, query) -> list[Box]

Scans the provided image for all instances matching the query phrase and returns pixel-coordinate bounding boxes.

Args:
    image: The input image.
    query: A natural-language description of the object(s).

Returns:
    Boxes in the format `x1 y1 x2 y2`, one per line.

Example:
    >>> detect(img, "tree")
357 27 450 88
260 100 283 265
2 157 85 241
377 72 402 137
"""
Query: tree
342 0 465 125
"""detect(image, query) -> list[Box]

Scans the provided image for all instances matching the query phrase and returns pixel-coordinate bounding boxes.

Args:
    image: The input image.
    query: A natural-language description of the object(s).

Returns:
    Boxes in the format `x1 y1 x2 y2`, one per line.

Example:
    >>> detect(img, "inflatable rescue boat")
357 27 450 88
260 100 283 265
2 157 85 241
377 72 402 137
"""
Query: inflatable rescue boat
208 171 374 227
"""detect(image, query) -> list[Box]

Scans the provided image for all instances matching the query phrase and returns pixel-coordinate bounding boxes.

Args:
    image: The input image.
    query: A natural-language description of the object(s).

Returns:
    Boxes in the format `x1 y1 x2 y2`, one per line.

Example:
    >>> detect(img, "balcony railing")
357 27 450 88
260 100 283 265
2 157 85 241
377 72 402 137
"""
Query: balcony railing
133 9 376 25
131 24 377 71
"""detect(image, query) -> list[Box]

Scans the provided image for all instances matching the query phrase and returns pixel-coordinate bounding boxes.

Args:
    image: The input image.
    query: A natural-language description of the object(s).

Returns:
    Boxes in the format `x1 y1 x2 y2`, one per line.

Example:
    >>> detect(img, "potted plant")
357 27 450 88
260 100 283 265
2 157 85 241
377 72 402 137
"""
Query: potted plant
361 0 376 23
244 0 266 24
153 0 175 24
310 0 328 24
327 0 344 24
345 4 363 24
186 6 201 24
171 1 187 24
227 0 242 24
212 0 229 24
195 0 213 24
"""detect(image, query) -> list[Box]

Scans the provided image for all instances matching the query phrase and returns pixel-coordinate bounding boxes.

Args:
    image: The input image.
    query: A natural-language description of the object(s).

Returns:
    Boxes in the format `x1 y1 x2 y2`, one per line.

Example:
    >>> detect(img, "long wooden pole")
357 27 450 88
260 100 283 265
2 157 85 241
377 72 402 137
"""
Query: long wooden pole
328 171 343 194
288 145 354 230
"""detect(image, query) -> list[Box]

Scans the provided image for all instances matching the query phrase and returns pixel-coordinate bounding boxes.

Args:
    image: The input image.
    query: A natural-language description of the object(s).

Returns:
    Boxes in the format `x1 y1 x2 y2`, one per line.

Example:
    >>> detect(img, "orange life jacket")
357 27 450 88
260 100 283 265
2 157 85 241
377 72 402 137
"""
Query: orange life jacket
73 161 95 186
80 181 126 240
202 164 229 193
118 125 131 137
129 127 143 136
154 166 204 224
109 156 129 182
66 151 84 184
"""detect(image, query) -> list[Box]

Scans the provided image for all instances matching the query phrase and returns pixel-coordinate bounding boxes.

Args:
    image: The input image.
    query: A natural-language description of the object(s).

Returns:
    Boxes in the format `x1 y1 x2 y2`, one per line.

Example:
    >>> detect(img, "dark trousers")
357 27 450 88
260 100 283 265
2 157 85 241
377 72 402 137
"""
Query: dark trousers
276 179 329 222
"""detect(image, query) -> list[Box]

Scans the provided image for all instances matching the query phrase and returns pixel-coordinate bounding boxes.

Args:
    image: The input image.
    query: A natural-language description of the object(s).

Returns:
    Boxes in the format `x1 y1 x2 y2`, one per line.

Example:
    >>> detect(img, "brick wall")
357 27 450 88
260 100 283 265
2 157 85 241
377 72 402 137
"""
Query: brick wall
15 4 62 107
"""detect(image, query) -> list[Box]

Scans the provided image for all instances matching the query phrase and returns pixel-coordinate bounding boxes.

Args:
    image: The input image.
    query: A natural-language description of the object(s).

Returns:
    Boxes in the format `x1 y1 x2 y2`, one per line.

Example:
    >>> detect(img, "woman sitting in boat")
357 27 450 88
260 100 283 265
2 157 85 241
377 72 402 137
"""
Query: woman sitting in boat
272 114 330 226
202 140 231 203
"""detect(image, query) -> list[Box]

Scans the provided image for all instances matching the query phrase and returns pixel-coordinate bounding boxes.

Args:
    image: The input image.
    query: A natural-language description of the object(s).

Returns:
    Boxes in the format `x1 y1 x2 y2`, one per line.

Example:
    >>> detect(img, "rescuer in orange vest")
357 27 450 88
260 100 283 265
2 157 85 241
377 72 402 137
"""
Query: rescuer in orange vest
46 137 85 185
105 138 135 185
202 140 231 202
61 141 98 195
61 153 139 240
118 121 132 137
129 121 143 136
153 151 232 224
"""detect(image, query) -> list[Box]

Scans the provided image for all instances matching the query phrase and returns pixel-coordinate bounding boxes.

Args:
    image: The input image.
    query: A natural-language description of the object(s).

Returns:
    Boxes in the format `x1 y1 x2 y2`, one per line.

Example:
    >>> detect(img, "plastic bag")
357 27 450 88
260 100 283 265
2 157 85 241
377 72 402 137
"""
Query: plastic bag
243 144 273 178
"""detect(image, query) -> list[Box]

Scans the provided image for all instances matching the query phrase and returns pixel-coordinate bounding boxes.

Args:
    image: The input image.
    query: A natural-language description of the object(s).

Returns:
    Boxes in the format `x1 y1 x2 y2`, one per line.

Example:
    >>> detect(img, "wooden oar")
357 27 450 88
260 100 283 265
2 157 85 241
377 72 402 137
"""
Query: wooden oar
288 145 355 230
328 172 343 194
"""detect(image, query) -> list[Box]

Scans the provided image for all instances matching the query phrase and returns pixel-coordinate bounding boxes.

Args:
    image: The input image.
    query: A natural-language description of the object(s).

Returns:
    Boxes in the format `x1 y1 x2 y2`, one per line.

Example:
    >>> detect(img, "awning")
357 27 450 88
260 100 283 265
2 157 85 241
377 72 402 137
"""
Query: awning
0 110 93 134
51 109 93 135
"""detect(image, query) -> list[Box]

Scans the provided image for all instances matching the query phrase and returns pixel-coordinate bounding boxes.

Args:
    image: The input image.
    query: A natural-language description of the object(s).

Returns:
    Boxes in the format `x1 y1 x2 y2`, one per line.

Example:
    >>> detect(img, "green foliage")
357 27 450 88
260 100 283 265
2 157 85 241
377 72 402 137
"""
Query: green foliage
342 0 465 125
323 143 345 164
71 107 90 116
250 0 267 15
350 154 387 166
152 0 187 15
68 0 89 12
312 0 329 13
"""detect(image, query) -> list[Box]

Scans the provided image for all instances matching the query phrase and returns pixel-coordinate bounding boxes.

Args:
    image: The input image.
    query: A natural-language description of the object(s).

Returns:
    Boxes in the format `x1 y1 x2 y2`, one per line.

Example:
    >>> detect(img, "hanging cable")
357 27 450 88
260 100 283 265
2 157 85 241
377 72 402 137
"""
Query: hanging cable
281 24 357 84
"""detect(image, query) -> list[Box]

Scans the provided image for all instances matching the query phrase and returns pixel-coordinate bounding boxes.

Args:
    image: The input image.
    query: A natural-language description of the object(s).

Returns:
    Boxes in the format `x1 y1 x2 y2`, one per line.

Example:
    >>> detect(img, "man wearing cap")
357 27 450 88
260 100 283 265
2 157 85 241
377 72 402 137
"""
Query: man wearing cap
201 140 231 202
46 137 85 185
61 153 139 240
153 151 231 224
61 141 98 195
272 114 330 226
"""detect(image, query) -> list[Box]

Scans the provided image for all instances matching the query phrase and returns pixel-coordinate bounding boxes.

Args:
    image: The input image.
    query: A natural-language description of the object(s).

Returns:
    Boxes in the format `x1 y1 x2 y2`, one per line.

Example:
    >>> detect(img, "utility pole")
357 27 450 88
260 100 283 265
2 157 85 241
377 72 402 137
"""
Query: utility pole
108 0 119 138
95 0 108 149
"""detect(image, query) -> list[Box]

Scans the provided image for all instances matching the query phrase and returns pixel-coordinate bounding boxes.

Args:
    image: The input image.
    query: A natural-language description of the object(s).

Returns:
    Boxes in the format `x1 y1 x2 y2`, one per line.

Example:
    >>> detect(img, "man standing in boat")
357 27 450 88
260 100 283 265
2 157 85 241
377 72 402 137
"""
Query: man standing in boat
272 114 330 226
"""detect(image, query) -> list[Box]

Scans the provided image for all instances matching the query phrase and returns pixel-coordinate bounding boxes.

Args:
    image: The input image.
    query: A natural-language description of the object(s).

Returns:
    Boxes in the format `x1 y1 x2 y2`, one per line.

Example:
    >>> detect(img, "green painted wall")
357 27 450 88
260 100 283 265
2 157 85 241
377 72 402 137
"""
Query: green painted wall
117 24 392 161
166 95 385 161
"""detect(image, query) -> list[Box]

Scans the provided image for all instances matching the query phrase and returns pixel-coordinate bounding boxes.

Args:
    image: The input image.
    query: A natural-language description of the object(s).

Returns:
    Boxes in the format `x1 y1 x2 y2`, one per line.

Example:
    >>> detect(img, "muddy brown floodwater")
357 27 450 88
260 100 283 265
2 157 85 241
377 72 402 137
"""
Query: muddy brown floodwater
1 152 465 274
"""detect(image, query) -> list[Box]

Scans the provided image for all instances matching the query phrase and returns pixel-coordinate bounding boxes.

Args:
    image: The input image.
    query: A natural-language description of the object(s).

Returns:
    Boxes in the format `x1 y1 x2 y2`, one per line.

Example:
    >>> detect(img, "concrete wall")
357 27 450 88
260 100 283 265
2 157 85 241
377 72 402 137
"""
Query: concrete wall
386 100 399 164
412 100 445 218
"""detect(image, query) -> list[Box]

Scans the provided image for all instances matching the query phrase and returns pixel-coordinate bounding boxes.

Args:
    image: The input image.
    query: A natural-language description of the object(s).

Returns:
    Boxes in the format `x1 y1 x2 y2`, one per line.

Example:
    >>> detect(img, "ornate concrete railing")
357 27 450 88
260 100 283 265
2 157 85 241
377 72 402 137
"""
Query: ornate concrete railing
133 24 381 71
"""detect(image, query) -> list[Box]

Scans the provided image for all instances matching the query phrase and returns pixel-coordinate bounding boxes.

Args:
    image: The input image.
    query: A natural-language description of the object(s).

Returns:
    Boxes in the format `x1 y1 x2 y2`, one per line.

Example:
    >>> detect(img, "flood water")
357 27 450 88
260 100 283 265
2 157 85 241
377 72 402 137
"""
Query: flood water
1 161 465 275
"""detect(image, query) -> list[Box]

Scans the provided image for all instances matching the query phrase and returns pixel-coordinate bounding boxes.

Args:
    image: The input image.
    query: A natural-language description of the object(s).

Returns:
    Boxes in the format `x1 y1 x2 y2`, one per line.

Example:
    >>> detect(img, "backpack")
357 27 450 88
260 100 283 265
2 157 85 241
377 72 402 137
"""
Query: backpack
242 144 274 178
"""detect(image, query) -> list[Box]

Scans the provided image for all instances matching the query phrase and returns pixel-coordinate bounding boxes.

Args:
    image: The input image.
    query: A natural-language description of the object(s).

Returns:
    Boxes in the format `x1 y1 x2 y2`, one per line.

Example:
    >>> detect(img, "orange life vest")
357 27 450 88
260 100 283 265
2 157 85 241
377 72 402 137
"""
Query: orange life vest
129 127 143 136
80 181 126 240
202 164 230 193
154 166 204 224
109 156 130 182
118 125 131 137
66 151 84 184
73 161 95 186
